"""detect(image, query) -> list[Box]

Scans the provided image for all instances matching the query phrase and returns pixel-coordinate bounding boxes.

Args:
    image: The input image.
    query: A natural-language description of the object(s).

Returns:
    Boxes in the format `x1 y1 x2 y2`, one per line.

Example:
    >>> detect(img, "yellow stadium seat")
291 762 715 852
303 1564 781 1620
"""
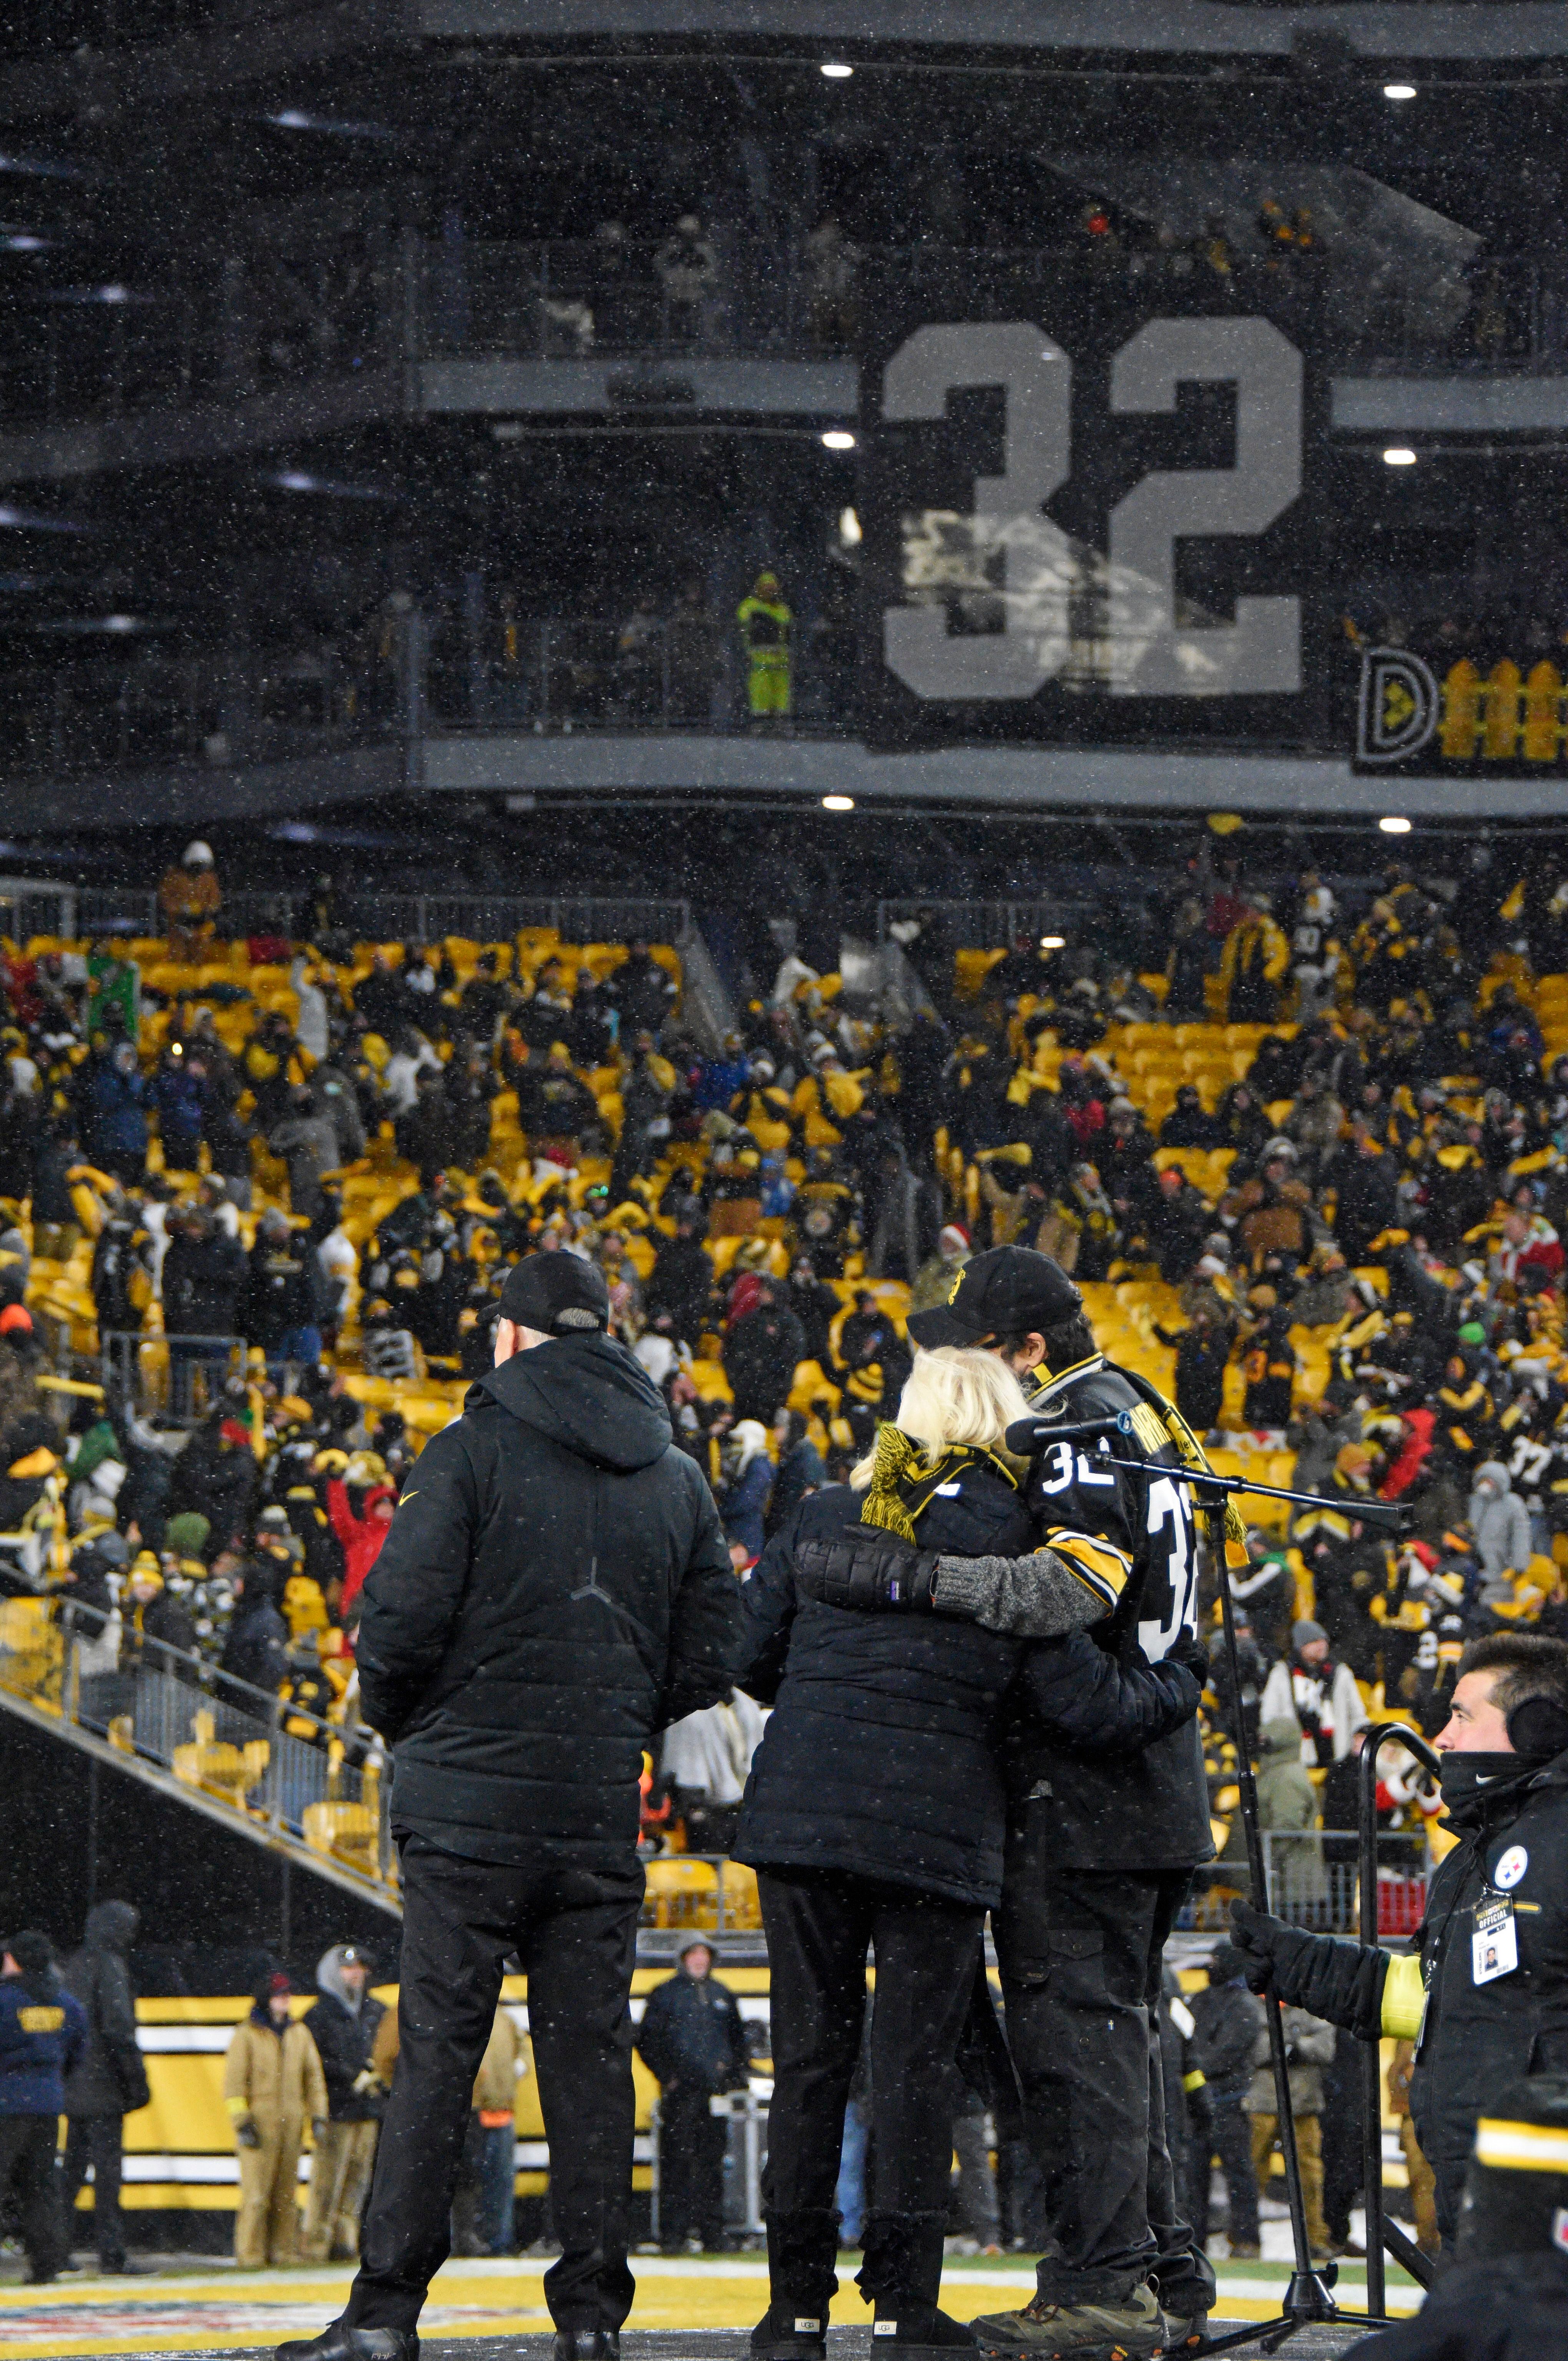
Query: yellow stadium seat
719 1860 762 1931
644 1857 719 1928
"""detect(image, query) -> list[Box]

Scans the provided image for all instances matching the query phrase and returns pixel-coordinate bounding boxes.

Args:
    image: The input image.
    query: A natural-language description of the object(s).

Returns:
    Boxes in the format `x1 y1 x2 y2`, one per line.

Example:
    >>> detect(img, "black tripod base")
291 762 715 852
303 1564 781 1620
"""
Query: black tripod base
1281 2271 1340 2320
1191 2281 1400 2358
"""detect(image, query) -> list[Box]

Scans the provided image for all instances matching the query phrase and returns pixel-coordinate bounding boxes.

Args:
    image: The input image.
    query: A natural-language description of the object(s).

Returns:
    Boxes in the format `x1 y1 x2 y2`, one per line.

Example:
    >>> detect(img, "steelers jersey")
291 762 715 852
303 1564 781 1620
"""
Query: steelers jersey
1007 1352 1214 1870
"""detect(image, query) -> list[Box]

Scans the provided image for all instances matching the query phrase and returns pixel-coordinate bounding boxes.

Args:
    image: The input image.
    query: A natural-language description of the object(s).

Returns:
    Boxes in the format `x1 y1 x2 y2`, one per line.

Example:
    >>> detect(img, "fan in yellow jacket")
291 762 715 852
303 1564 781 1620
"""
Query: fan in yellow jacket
224 1973 329 2268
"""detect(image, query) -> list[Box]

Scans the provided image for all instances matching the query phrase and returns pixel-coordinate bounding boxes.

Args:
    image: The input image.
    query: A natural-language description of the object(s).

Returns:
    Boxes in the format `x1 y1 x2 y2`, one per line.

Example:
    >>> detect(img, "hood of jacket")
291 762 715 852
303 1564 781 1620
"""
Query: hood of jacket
82 1900 139 1954
474 1330 672 1473
316 1943 364 2014
1472 1458 1512 1499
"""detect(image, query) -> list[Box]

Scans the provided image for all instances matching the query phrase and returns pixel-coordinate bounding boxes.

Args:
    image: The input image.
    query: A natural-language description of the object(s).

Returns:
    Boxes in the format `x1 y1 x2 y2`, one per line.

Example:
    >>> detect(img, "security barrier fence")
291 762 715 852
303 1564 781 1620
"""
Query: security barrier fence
10 887 691 948
1189 1828 1428 1938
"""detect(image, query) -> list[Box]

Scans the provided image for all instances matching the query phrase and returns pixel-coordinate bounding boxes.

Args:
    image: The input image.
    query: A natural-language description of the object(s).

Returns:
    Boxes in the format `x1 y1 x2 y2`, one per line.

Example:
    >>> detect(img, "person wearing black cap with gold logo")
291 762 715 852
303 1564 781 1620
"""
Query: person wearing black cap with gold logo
793 1245 1220 2358
276 1250 741 2361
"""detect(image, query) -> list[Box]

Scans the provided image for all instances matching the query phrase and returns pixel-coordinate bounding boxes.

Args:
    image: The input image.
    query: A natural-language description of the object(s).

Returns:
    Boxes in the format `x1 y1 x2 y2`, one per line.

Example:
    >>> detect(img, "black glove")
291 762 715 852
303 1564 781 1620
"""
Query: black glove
1169 1630 1210 1679
794 1533 942 1615
1229 1896 1296 1994
1229 1898 1387 2037
1186 2084 1213 2146
235 2116 261 2150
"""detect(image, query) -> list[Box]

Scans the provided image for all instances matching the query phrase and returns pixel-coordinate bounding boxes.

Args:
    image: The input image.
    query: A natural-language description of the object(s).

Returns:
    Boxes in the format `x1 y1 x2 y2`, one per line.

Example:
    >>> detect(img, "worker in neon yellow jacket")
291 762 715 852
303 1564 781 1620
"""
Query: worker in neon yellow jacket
736 572 792 720
1229 1630 1568 2253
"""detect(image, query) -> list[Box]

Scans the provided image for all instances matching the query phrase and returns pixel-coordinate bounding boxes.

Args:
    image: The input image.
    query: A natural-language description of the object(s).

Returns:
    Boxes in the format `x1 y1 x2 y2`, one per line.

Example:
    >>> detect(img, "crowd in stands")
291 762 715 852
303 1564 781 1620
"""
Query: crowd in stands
0 832 1566 1881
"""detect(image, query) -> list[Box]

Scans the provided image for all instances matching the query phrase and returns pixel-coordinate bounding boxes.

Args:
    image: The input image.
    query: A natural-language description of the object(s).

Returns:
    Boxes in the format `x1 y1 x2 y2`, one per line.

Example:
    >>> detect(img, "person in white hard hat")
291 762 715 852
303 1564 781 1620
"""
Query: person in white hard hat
159 840 221 965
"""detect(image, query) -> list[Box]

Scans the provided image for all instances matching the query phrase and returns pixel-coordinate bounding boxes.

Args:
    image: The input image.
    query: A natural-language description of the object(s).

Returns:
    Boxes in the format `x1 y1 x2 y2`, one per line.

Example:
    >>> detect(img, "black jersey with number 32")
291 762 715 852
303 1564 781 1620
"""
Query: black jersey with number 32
1008 1353 1214 1870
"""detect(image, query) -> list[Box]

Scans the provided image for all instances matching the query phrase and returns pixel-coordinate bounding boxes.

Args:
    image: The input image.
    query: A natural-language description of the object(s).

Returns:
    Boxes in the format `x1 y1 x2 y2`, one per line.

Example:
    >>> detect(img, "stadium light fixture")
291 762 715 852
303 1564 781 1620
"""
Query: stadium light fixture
0 504 89 533
822 794 855 811
1382 82 1417 101
820 61 854 79
822 429 856 451
1039 934 1066 949
265 469 393 501
266 109 395 139
838 506 862 545
1382 447 1417 467
1379 815 1412 835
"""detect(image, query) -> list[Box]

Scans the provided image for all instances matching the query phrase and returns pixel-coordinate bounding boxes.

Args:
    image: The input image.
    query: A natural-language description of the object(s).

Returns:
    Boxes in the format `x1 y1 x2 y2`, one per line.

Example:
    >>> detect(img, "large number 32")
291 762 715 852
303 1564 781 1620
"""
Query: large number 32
882 317 1302 699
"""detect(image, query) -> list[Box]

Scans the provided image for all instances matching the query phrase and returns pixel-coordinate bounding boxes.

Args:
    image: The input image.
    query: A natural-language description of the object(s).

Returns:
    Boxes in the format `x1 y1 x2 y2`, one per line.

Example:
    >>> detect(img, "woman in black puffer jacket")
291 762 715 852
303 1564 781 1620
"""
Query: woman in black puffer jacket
732 1347 1202 2361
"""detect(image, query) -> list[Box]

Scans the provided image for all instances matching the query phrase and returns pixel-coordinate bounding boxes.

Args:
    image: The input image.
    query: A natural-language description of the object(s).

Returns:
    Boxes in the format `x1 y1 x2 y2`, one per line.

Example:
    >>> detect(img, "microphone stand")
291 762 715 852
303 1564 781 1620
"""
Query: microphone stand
1019 1413 1414 2351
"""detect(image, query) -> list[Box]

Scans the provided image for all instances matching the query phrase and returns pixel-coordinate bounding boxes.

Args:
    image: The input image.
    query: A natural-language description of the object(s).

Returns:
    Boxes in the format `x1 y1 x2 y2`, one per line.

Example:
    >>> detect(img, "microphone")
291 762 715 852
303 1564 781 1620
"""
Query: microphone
1004 1413 1133 1455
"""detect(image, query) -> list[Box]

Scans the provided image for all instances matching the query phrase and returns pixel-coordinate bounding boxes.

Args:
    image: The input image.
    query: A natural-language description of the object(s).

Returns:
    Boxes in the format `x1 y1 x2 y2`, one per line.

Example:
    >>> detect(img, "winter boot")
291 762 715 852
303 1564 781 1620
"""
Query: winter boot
1147 2246 1216 2353
859 2211 977 2361
969 2284 1167 2360
551 2336 619 2361
752 2208 839 2361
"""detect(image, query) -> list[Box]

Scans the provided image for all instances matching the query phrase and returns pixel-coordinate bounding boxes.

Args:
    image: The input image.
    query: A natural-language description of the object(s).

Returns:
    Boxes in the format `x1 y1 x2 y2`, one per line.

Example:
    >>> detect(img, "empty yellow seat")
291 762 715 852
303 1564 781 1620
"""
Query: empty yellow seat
643 1857 719 1928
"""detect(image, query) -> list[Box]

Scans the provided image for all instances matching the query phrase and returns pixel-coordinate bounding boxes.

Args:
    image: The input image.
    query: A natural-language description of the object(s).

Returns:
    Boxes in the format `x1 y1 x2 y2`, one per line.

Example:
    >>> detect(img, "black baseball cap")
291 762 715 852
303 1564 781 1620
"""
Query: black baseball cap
498 1253 611 1336
906 1245 1082 1350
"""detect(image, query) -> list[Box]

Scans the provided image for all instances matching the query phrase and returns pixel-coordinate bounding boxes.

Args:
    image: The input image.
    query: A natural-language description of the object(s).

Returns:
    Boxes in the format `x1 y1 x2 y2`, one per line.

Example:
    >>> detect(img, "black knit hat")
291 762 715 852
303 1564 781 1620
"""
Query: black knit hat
906 1245 1081 1351
1459 2076 1568 2261
4 1930 53 1974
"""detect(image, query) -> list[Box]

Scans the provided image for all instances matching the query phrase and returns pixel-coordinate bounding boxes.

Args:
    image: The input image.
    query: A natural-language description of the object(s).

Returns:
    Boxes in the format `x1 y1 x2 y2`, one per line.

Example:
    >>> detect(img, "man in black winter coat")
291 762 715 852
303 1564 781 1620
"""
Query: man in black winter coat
243 1210 329 1366
636 1938 752 2252
1228 1632 1568 2251
61 1902 151 2276
1185 1944 1262 2255
303 1946 387 2264
219 1564 289 1706
648 1219 713 1349
279 1251 740 2361
722 1284 806 1425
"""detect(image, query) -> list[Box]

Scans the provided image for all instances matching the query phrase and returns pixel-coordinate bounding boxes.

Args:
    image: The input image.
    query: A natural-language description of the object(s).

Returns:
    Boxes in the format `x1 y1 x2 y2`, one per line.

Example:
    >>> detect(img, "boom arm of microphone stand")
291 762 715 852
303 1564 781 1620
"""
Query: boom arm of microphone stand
1006 1414 1410 1531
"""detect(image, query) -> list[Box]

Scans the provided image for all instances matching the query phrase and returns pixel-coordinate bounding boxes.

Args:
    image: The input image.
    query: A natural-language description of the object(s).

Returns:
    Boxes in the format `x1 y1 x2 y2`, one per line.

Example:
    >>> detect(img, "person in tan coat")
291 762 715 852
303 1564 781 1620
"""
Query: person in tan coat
452 2005 524 2257
224 1972 329 2268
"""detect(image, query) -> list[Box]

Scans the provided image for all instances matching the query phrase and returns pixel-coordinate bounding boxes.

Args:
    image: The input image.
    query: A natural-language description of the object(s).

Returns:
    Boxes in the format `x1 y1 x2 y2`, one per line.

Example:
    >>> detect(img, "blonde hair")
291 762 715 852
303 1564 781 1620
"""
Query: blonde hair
849 1347 1030 1489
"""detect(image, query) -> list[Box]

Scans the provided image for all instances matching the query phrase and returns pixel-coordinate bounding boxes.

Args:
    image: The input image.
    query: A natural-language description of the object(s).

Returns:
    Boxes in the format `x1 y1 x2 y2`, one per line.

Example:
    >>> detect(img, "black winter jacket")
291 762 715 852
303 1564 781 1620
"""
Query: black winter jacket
635 1966 752 2095
306 1988 387 2122
1346 2253 1568 2360
733 1469 1202 1909
61 1901 149 2118
1237 1747 1568 2236
357 1331 741 1868
1188 1977 1265 2105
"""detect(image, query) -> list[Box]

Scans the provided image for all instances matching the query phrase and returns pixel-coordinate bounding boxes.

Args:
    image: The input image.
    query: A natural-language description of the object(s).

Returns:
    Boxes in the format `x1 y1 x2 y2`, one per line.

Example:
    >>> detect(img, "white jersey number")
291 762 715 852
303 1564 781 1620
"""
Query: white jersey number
1139 1474 1198 1664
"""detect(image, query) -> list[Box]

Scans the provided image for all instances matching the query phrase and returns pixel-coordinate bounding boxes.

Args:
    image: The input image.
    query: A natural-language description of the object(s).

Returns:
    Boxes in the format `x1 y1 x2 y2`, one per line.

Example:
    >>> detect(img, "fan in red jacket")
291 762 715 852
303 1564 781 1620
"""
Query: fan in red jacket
327 1464 396 1615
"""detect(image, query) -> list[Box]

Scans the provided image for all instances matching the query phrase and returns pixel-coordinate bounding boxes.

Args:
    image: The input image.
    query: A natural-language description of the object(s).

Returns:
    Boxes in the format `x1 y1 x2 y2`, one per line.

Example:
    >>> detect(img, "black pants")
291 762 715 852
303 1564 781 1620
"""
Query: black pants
0 2114 66 2280
1190 2097 1258 2251
344 1836 644 2337
997 1858 1198 2308
657 2082 728 2249
758 1865 985 2313
62 2114 127 2266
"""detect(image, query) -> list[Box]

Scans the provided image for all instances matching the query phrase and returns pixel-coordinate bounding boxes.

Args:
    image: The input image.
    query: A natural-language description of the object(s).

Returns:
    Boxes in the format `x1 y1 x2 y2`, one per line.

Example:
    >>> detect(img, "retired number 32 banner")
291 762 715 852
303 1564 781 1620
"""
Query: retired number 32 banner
856 259 1331 751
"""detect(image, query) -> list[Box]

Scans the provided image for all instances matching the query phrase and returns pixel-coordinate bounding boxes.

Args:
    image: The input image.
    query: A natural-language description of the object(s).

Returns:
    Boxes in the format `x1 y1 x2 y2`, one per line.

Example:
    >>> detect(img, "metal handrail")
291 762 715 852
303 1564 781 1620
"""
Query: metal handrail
1360 1720 1442 2312
13 1599 395 1895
